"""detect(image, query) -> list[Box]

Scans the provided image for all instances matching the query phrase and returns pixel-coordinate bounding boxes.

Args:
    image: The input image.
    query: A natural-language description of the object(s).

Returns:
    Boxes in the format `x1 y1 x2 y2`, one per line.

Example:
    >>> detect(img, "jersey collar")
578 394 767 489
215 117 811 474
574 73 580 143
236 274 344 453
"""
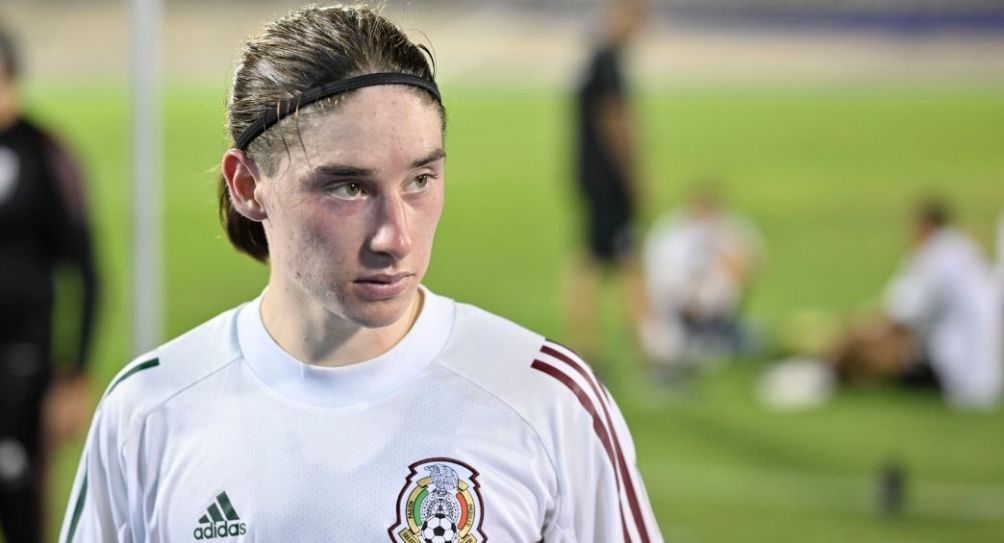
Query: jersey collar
236 286 455 407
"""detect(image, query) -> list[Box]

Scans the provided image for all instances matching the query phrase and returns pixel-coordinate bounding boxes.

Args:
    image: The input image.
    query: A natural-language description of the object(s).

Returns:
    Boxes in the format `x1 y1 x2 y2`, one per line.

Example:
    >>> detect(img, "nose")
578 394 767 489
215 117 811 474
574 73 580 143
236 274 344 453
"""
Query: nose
368 192 412 261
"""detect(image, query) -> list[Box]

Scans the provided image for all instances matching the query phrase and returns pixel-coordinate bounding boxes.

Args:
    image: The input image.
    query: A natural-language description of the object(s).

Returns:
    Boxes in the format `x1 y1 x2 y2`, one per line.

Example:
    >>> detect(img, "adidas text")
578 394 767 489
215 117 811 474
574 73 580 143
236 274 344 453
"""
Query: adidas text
193 522 247 539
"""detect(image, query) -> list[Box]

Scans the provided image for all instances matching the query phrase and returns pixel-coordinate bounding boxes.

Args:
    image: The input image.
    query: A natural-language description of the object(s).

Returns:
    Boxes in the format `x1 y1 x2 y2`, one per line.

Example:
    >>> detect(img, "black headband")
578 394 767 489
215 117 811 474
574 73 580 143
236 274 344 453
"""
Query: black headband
235 72 441 150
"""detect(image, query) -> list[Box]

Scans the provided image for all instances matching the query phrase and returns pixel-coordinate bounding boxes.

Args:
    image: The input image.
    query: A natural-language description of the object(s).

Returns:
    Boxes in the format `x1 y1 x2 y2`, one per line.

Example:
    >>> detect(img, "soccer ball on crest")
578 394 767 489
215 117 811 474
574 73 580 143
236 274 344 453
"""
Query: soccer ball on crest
421 513 457 543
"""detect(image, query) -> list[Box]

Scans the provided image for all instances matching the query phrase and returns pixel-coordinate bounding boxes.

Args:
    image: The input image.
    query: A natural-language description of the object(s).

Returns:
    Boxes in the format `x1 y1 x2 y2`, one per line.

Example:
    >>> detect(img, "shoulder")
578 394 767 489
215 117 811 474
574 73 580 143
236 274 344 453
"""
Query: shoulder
436 301 545 372
435 301 614 450
96 304 245 430
13 117 66 155
919 229 984 274
14 117 89 212
594 46 620 69
594 47 624 80
581 46 623 91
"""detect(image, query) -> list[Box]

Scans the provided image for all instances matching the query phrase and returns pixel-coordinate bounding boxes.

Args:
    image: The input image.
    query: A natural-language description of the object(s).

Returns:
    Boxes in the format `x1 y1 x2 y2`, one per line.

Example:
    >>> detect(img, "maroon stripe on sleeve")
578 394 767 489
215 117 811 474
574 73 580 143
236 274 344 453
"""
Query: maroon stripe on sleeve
531 359 631 542
541 343 653 543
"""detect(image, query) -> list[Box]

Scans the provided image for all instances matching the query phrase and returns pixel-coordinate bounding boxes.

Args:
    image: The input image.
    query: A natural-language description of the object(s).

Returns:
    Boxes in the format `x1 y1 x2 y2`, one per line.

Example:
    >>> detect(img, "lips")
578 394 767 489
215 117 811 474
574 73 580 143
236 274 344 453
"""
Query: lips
353 273 413 299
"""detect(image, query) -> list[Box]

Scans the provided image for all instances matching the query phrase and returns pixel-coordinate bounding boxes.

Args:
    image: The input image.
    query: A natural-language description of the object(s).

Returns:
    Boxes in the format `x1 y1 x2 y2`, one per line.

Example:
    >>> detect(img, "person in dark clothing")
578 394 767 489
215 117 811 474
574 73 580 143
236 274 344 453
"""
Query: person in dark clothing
566 0 648 366
576 46 634 262
0 24 98 543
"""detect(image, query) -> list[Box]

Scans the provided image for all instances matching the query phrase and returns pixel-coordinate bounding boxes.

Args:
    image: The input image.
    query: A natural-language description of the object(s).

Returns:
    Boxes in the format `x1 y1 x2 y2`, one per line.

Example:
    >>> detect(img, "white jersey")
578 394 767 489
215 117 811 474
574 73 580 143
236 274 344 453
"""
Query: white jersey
59 288 662 543
885 228 1003 409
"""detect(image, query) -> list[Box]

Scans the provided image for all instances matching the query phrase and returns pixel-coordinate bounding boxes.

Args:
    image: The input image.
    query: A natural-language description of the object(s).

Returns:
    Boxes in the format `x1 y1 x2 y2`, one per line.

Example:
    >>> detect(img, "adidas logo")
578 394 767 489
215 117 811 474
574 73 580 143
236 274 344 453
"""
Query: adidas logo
193 491 247 540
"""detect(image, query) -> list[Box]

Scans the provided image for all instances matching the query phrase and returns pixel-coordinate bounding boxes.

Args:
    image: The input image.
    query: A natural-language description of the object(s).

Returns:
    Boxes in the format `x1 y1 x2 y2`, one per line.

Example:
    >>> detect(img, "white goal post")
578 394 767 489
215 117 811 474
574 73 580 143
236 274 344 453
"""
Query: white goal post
130 0 163 355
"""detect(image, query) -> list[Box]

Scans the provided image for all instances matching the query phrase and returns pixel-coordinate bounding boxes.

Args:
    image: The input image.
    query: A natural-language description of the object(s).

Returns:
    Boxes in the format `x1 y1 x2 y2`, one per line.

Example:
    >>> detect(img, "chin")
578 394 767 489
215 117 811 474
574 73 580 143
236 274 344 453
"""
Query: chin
344 297 413 329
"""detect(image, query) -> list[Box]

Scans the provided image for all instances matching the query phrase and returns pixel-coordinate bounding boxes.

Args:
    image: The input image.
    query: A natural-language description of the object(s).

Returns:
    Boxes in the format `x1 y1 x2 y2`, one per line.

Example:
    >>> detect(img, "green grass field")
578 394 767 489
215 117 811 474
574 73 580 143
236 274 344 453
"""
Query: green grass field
24 82 1004 541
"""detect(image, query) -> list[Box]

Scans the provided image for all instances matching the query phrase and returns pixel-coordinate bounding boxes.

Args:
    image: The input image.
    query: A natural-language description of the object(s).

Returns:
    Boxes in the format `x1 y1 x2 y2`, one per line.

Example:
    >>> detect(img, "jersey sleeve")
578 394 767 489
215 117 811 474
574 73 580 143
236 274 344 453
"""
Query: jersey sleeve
58 396 134 542
40 133 100 374
57 352 165 543
534 342 662 542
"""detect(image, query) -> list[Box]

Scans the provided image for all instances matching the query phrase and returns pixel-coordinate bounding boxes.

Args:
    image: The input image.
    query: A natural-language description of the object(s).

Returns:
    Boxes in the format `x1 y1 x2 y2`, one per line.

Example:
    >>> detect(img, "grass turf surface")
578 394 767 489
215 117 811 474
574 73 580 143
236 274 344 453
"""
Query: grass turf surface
22 82 1004 541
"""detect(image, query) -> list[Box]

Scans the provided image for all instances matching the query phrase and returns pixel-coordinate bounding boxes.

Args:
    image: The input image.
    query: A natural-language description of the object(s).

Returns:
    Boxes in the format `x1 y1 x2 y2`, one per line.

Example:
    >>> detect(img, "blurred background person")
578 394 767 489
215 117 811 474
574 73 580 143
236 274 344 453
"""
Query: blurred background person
0 22 98 543
876 198 1001 409
640 180 765 374
565 0 648 368
765 198 1002 411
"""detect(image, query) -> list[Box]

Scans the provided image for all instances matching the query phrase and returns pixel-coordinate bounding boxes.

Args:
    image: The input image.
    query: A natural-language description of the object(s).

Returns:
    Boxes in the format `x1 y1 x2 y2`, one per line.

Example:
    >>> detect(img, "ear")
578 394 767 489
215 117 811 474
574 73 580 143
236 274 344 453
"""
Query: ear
221 149 268 222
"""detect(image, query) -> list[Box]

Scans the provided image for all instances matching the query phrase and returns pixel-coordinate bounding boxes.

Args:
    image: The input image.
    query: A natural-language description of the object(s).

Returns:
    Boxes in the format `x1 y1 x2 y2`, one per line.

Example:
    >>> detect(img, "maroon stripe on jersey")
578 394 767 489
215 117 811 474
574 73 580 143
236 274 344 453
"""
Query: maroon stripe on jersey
530 359 631 543
539 345 631 537
541 342 653 543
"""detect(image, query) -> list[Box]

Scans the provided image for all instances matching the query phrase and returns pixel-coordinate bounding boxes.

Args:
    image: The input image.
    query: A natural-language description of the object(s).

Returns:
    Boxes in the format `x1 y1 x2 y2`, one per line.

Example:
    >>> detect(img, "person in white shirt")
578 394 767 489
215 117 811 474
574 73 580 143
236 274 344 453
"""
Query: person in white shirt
762 200 1002 411
58 5 662 542
640 181 764 369
883 199 1002 409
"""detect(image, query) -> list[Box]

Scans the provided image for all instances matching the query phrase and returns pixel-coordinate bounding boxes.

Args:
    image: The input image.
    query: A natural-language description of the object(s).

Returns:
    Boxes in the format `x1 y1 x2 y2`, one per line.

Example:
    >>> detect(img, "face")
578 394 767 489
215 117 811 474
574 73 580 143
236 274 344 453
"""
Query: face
256 86 445 329
608 0 645 44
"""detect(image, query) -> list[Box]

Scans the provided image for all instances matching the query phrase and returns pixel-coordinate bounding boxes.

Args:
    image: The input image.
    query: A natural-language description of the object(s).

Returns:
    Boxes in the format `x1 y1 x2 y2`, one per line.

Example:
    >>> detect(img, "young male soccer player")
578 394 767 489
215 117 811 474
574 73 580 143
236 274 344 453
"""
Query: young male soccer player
0 23 98 543
60 5 662 542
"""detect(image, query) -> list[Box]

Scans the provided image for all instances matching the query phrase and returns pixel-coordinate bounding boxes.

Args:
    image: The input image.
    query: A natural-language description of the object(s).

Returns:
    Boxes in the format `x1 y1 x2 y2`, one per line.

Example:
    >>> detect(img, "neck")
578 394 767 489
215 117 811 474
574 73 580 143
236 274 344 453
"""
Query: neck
259 277 423 368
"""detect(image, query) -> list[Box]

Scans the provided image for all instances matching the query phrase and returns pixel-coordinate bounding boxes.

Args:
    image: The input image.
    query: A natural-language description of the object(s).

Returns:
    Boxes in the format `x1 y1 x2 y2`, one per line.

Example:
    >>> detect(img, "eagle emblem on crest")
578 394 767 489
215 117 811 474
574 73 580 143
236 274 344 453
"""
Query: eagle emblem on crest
388 457 486 543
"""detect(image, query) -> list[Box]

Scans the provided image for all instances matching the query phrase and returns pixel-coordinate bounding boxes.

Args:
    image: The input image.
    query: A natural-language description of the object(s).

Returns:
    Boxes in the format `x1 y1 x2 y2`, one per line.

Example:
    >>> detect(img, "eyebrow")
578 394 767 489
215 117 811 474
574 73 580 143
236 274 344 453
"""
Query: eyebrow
307 148 447 180
412 148 447 168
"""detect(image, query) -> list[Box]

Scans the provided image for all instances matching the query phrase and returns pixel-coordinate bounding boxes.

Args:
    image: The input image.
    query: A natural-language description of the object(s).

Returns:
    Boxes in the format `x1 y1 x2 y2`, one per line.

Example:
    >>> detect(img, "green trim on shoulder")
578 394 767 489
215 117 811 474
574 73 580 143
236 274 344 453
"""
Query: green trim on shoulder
107 357 160 396
64 471 88 543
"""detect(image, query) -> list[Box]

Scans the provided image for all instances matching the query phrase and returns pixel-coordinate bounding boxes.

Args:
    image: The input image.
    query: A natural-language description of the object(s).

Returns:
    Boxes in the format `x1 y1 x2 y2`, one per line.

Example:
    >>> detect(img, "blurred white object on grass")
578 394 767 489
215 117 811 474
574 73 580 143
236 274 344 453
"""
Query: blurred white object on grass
757 357 836 411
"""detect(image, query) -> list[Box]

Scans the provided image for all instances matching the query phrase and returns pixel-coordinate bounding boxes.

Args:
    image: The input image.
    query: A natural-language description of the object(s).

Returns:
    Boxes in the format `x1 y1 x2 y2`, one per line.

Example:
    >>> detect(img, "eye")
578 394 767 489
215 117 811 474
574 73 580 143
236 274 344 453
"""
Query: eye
406 174 434 193
330 182 365 198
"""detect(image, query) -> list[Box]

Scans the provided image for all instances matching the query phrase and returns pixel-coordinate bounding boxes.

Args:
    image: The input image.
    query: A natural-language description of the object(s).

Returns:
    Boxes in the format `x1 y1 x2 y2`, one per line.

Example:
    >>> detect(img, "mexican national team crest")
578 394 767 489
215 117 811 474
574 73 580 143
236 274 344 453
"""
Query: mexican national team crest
388 457 486 543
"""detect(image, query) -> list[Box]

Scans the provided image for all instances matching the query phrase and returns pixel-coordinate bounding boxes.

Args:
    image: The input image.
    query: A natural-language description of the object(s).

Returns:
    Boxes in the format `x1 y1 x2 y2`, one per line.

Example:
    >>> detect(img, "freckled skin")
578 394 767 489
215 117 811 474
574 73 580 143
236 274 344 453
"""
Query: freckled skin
258 85 445 335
